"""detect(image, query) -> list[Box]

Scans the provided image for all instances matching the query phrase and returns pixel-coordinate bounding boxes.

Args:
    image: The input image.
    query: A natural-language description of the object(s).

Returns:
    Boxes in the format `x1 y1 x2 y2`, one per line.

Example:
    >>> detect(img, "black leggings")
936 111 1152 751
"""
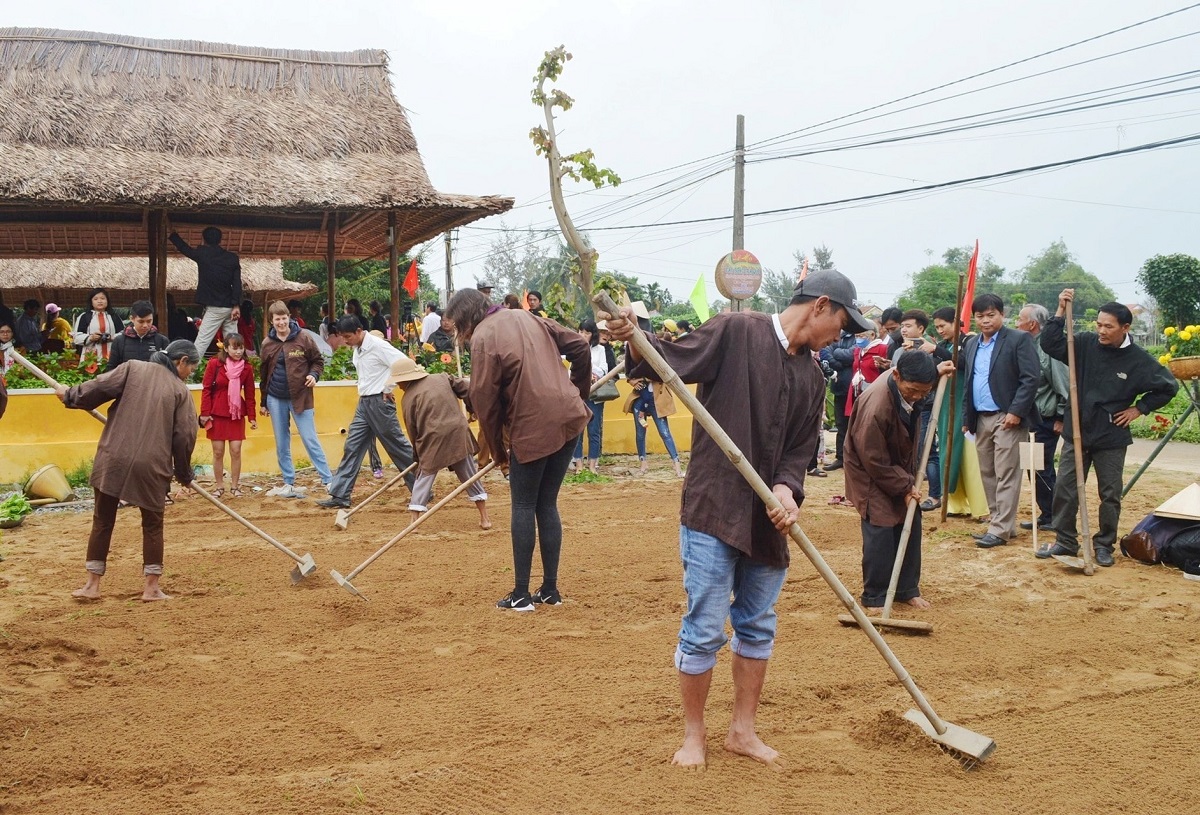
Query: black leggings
507 439 576 594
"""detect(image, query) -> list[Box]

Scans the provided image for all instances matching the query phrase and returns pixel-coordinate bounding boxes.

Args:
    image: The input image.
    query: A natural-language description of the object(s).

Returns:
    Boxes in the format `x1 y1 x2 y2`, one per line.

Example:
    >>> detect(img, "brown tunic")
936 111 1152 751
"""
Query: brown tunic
844 375 919 527
400 373 478 472
629 312 824 567
468 308 591 466
64 360 198 510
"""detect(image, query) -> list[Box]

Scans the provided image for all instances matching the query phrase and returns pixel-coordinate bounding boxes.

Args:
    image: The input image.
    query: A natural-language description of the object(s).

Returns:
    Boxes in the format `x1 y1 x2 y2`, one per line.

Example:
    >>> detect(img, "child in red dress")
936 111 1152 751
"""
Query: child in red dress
199 332 257 497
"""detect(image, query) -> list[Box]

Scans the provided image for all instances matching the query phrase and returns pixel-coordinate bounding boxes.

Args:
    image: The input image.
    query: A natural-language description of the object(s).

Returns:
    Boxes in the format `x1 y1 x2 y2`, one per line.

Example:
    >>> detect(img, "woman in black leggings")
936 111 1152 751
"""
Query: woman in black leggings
445 289 592 611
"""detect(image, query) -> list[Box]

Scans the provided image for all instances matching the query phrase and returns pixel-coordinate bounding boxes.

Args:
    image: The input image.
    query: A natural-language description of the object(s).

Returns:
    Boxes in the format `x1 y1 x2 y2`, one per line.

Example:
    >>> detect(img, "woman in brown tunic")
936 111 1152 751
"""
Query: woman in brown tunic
56 340 200 601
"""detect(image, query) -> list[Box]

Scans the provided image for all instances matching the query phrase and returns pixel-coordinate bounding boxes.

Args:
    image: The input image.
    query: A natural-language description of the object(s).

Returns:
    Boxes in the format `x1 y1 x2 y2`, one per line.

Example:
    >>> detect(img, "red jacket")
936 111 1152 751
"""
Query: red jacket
200 357 257 421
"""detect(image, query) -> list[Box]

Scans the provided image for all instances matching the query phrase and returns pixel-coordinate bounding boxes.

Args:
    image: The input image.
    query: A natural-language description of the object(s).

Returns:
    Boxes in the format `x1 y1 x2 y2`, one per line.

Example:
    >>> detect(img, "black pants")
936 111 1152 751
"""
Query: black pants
833 391 849 462
1050 440 1126 553
508 439 575 594
860 514 922 608
86 491 164 576
1032 414 1061 524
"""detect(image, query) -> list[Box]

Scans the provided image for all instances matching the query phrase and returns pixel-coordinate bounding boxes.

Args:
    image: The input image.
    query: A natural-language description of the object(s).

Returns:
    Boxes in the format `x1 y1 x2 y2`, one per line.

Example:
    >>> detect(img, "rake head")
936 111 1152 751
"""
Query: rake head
330 569 368 601
903 709 996 766
837 613 933 634
289 553 318 584
1051 554 1092 573
334 508 351 530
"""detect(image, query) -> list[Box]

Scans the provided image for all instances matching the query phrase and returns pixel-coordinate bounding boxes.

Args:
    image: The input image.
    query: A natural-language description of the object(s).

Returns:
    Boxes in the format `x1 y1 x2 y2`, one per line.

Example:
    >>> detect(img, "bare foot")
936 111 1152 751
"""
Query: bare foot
72 584 101 600
639 460 649 475
725 731 782 768
905 596 932 610
479 515 492 530
672 461 683 478
865 606 884 615
672 734 707 769
141 588 172 602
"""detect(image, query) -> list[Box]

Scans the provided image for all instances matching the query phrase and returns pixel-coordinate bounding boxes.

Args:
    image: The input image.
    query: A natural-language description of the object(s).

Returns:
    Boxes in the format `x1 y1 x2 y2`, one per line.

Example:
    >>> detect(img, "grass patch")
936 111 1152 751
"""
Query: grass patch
564 470 614 484
65 460 93 489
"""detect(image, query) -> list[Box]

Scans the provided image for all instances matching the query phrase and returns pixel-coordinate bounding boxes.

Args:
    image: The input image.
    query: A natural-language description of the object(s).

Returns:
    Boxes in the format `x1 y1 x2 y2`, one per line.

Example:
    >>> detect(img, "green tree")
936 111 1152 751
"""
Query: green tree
481 225 555 297
283 255 435 328
1138 253 1200 327
812 244 835 271
644 282 674 312
760 266 795 312
897 246 1006 314
1017 240 1115 316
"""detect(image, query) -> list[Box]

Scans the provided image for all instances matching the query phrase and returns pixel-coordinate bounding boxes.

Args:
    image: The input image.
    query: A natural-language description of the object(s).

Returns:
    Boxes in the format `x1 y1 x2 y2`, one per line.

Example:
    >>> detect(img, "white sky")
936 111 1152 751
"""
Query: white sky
15 0 1200 307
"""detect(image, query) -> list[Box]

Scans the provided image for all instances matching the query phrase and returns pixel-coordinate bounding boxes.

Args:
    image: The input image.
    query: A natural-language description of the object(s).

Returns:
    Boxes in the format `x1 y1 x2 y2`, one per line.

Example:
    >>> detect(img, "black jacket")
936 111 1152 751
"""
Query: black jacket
822 332 857 396
429 328 455 352
959 326 1040 432
106 326 169 371
169 233 242 308
1041 317 1178 450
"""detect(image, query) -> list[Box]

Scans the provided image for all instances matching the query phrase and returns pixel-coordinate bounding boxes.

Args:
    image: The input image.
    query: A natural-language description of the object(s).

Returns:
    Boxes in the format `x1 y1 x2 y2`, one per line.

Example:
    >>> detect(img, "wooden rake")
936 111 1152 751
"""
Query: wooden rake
12 349 317 583
334 462 418 530
594 292 995 765
837 373 949 634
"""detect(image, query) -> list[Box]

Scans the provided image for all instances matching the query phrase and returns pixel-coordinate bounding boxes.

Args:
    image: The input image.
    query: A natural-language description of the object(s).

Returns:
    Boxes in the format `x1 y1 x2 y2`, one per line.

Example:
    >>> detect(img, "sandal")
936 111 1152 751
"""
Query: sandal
229 488 244 498
211 488 225 499
828 495 853 507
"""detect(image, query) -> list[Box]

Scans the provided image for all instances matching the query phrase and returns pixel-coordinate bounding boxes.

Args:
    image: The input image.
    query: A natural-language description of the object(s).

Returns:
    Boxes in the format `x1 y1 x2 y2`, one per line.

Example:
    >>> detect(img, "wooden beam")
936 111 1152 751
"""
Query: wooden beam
326 213 337 328
389 211 399 343
155 211 168 333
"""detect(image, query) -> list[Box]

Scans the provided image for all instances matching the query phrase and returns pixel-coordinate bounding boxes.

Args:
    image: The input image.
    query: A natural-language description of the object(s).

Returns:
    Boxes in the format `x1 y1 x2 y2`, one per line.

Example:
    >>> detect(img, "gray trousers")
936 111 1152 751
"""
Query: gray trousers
1050 440 1126 553
860 514 922 608
194 306 237 358
975 412 1024 540
408 456 487 511
329 394 415 501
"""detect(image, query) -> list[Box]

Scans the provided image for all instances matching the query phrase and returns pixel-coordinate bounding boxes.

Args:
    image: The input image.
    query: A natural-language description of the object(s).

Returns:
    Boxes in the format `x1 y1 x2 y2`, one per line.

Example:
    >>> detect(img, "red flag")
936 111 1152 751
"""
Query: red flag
798 257 809 283
960 240 979 333
521 289 531 310
403 259 419 299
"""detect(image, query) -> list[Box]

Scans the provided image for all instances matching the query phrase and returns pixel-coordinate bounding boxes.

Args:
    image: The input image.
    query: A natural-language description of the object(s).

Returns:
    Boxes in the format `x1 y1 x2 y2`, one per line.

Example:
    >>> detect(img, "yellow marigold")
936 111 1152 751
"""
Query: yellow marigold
1164 326 1176 336
1180 330 1194 342
1171 345 1178 353
422 342 435 352
1159 354 1172 364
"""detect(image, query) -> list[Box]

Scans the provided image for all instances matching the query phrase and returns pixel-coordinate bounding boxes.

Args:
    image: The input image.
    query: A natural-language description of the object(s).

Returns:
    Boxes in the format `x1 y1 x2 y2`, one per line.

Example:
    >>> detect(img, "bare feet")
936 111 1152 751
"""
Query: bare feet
639 459 649 475
72 575 102 601
724 730 782 768
905 596 932 610
478 511 492 530
865 606 884 615
672 460 683 478
672 733 707 769
141 575 171 602
588 460 599 474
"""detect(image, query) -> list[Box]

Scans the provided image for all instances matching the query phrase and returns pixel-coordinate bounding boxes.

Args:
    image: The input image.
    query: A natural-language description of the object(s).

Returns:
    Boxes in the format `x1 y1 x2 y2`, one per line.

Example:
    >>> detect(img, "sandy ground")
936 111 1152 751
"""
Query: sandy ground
2 454 1199 815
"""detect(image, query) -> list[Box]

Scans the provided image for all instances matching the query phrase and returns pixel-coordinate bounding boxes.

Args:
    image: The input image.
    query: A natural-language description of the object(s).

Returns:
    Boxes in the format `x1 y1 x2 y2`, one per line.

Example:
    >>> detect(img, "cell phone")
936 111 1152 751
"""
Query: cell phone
908 337 923 349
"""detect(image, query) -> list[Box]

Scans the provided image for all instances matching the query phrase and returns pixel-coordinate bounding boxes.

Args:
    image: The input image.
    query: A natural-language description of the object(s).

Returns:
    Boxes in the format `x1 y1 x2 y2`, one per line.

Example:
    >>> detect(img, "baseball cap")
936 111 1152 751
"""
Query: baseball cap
476 280 494 291
45 302 61 314
387 355 429 385
792 269 874 333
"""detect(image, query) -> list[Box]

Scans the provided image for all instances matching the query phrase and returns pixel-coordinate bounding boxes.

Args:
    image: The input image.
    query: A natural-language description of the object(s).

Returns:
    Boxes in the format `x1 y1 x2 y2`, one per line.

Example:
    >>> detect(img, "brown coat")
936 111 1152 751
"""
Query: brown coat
400 373 478 472
844 375 919 527
258 322 324 413
64 360 197 510
469 308 591 466
622 378 676 417
628 312 824 568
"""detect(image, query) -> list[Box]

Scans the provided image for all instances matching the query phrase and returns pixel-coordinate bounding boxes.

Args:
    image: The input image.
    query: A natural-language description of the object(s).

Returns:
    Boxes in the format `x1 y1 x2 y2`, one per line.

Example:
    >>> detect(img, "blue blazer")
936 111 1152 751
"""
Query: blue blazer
959 326 1040 432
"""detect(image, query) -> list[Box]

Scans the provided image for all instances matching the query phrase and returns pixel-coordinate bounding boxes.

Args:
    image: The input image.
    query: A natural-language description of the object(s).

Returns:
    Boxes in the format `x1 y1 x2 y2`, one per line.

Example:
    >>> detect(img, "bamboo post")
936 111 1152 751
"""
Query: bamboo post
155 211 168 333
940 272 965 523
1064 299 1097 575
326 213 337 328
388 211 400 342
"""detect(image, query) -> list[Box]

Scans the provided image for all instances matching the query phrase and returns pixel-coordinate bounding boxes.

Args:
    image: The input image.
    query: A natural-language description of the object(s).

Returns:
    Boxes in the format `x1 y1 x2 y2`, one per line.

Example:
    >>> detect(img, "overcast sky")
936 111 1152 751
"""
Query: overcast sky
18 0 1200 308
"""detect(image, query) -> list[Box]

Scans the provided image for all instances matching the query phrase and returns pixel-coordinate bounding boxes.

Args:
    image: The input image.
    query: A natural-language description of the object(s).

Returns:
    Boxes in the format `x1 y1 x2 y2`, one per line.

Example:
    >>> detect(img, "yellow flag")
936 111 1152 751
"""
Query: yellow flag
690 275 711 324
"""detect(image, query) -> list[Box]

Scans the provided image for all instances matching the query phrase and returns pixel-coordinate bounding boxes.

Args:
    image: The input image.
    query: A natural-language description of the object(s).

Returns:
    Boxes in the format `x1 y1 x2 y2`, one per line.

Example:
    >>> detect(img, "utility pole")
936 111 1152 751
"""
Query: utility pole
444 230 454 306
732 114 745 312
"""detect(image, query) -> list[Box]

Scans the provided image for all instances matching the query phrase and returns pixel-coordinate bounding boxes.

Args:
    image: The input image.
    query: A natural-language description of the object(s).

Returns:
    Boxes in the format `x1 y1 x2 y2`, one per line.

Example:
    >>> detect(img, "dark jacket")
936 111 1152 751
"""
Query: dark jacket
169 233 242 308
959 326 1040 432
429 328 455 352
1041 317 1178 450
821 331 857 396
106 326 169 371
844 375 921 527
259 320 324 413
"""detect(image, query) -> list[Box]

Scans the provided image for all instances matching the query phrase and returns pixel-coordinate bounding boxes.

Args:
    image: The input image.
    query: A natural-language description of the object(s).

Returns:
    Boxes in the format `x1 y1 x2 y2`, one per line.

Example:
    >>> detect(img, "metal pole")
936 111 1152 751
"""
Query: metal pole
1122 377 1199 496
732 114 745 313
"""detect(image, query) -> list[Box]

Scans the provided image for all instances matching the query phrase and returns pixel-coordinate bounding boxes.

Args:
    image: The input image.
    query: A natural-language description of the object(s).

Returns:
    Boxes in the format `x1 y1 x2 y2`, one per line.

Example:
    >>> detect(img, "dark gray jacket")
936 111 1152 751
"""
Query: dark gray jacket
169 233 242 308
959 326 1040 432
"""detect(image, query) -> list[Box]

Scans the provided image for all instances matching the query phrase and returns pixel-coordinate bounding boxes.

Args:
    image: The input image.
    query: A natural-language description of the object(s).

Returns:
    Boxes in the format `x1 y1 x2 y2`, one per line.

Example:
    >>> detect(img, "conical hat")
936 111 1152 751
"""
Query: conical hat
1155 482 1200 521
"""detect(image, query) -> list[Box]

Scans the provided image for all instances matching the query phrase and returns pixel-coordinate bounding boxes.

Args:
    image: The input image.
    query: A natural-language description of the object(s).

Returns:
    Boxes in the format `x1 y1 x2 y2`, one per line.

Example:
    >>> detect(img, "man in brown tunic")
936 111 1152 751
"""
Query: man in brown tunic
389 356 490 529
844 351 946 612
609 269 874 769
55 341 200 601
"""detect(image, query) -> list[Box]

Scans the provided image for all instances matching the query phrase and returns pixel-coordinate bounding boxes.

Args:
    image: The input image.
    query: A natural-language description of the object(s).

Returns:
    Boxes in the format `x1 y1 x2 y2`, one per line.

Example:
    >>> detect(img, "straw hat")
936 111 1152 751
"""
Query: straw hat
387 355 429 385
630 301 651 320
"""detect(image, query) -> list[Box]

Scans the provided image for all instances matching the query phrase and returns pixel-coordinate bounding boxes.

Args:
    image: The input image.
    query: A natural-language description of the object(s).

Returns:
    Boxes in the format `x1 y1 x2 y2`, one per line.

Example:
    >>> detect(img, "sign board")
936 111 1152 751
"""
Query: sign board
714 250 763 301
1019 441 1045 471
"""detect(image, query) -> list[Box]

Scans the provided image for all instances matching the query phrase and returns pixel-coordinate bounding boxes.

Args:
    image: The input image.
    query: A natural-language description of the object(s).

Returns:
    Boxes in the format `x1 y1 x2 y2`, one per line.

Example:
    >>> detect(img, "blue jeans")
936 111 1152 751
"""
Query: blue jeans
675 526 788 675
633 391 679 460
266 394 332 485
573 400 604 460
919 407 942 500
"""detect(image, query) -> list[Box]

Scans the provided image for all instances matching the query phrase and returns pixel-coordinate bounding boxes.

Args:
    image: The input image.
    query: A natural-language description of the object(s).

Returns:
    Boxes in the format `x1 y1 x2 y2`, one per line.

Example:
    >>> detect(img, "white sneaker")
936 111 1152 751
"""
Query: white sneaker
268 484 302 499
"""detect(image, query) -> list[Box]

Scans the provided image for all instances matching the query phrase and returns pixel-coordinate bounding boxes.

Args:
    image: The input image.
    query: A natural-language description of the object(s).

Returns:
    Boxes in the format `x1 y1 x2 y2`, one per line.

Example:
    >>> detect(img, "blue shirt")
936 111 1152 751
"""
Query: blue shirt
972 333 1001 412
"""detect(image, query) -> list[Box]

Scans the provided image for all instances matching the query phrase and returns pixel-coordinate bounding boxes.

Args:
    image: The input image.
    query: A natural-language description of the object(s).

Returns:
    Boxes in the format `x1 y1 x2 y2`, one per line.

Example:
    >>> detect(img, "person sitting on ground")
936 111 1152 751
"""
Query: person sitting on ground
106 300 170 371
15 299 43 353
389 355 491 529
199 332 257 498
55 340 200 602
1036 291 1178 567
845 351 948 613
41 303 73 352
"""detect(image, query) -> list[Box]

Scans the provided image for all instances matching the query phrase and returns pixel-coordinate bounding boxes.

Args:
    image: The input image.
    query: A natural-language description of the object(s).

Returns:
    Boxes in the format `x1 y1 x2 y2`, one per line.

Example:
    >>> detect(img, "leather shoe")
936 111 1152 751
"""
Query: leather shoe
1035 541 1079 560
1020 521 1033 530
316 497 351 509
824 460 844 471
1095 547 1115 567
971 532 988 541
975 533 1008 548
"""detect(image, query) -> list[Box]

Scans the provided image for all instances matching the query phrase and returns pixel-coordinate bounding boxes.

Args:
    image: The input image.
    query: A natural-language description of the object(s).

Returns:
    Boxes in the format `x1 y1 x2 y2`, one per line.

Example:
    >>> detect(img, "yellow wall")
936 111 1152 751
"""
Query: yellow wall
0 381 694 483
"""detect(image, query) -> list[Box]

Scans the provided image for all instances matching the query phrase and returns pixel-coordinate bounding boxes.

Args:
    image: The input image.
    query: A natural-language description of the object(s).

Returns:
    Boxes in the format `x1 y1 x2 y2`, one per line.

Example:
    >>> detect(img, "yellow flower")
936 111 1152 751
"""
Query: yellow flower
1164 326 1176 336
1180 330 1194 342
422 342 435 352
1159 354 1172 364
1171 345 1178 353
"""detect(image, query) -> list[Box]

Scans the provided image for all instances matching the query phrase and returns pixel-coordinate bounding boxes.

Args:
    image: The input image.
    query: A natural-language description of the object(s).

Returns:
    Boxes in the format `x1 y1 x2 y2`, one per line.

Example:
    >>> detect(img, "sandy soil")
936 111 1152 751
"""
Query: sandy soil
2 456 1198 815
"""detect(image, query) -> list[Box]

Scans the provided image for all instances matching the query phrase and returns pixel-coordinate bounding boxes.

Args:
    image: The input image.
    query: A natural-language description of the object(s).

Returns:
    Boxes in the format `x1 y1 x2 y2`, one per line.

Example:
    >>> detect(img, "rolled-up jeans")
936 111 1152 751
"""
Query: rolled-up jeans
633 391 679 460
266 394 333 485
675 526 787 675
574 400 604 460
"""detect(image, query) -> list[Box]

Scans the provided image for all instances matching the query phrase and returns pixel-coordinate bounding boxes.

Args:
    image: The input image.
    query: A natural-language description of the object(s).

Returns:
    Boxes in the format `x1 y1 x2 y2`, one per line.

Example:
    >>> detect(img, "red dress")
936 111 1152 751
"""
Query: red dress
200 358 257 441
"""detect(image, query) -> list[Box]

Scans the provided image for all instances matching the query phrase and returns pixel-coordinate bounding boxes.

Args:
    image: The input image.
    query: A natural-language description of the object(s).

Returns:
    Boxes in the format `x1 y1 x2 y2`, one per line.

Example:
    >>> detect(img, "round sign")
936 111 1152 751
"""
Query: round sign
714 250 763 301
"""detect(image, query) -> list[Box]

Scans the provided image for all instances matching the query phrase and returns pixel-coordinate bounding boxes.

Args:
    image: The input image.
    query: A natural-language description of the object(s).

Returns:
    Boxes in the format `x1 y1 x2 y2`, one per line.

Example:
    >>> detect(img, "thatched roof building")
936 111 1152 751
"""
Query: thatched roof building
1 258 315 310
0 28 512 259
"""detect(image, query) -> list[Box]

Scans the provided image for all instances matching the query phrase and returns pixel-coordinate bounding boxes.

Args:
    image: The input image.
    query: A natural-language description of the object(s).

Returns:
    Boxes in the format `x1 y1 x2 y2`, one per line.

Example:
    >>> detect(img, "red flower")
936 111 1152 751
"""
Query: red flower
440 353 453 364
85 363 99 374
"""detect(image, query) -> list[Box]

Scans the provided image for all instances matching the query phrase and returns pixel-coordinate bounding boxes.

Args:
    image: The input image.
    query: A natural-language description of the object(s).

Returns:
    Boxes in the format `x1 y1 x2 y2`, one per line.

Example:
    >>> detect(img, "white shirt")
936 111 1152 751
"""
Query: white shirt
353 331 405 396
421 312 442 343
771 314 788 349
589 343 609 379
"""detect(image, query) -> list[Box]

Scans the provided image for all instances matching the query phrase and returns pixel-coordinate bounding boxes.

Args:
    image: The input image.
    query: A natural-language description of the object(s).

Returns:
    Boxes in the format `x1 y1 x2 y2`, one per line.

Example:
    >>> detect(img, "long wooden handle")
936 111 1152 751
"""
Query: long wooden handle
882 374 949 618
345 462 418 520
9 349 108 424
346 461 496 580
1065 300 1096 574
589 359 625 395
189 482 307 566
595 292 951 737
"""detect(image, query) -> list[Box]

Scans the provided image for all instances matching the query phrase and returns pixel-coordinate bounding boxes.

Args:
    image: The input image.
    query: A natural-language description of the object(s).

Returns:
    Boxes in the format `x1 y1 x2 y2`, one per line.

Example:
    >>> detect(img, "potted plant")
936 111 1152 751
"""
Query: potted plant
1160 324 1200 380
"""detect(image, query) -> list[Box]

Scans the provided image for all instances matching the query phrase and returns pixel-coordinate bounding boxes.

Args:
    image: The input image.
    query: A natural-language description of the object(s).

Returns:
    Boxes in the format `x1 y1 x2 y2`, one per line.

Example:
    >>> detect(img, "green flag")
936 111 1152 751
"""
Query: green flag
690 275 711 324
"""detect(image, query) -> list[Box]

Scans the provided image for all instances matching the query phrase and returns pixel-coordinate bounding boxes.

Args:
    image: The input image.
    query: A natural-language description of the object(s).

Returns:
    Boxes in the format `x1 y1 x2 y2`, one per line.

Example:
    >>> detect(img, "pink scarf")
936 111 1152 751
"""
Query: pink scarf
224 358 246 420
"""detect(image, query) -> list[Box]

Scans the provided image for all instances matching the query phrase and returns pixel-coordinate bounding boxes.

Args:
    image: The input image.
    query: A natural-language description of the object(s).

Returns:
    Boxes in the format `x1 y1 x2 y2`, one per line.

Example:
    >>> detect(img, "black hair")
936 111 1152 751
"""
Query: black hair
369 300 383 315
202 226 222 245
129 300 154 318
151 339 200 372
345 298 364 316
900 309 929 329
287 299 303 311
579 318 600 347
677 320 692 332
1098 301 1133 327
880 306 904 325
971 293 1004 314
335 315 364 334
241 299 254 313
528 290 543 302
23 298 39 310
931 306 957 324
896 349 938 384
87 287 109 307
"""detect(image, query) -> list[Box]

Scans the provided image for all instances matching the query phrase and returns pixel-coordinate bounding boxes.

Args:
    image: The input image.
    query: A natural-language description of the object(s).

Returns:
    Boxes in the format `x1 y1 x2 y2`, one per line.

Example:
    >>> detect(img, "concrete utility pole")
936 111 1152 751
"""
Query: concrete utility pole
444 230 454 306
732 114 745 312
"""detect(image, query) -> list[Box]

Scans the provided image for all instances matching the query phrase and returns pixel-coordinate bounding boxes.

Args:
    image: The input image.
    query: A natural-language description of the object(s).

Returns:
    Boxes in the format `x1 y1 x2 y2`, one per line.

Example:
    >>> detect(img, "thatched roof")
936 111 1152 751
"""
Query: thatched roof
1 257 315 309
0 28 512 258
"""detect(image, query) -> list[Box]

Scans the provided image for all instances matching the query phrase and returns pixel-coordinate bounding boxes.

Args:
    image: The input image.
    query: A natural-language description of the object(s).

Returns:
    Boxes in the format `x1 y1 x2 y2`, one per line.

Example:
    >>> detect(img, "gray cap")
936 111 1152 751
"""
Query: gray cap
792 269 874 333
476 280 494 291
